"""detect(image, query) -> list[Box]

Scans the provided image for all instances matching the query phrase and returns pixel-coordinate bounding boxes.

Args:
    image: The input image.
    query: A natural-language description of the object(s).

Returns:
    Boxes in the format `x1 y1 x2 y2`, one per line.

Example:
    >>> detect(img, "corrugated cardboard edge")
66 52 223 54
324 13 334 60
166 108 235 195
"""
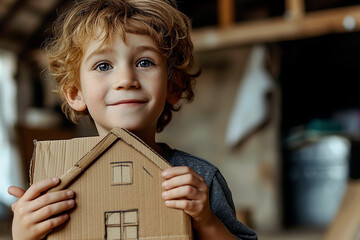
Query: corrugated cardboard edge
49 132 119 192
29 139 38 185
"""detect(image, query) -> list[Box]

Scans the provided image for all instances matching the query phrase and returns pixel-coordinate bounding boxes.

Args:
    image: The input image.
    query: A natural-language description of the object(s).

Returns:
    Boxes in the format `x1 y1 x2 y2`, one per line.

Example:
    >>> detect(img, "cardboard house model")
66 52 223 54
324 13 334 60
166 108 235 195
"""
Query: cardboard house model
30 128 192 240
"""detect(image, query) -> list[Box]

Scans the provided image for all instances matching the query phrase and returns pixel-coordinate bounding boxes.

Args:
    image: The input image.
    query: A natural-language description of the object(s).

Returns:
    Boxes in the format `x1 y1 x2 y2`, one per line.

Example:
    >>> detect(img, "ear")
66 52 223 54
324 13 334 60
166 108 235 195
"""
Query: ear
64 86 87 112
166 91 181 105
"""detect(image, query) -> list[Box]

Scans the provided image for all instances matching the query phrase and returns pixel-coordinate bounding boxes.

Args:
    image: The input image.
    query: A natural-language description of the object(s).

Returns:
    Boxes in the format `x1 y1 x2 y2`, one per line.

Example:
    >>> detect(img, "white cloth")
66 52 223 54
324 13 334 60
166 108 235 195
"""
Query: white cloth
226 45 274 147
0 49 24 206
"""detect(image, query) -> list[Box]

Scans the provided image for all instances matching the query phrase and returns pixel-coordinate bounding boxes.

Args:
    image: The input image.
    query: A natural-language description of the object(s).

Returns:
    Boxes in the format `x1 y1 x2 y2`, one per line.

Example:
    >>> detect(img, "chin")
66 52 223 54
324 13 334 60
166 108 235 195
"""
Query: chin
110 123 143 133
103 119 154 135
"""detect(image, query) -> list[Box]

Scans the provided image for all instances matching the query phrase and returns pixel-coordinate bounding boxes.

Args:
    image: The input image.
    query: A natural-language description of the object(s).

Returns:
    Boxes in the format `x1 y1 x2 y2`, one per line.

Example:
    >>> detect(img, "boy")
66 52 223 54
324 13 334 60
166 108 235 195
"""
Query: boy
8 0 257 239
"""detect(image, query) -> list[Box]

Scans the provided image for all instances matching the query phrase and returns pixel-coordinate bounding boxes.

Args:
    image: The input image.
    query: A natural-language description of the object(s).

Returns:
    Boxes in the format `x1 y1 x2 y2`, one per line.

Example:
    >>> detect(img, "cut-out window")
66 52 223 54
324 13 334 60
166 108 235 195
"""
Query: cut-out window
112 162 133 185
105 210 139 240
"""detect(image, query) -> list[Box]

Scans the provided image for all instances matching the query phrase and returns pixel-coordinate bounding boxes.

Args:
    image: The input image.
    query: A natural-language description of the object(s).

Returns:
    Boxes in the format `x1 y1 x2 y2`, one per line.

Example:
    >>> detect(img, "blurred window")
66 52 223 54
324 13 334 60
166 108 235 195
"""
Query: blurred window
0 49 24 207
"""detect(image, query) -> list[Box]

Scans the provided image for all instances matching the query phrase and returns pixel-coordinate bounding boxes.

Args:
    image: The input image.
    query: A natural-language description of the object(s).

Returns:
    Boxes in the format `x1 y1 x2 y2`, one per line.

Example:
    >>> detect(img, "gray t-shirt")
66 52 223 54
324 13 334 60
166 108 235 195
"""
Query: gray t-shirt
161 144 257 240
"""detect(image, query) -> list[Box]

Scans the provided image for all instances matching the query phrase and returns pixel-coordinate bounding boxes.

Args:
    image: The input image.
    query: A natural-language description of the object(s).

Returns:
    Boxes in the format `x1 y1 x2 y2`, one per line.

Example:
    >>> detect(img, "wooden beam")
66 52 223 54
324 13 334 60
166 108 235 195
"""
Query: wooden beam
19 0 71 57
285 0 305 20
218 0 235 27
192 5 360 52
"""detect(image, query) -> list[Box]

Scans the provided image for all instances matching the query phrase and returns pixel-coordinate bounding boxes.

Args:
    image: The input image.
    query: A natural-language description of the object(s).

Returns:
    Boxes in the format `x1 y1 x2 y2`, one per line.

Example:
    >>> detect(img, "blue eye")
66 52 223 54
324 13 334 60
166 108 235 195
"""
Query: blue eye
95 62 113 71
137 59 154 68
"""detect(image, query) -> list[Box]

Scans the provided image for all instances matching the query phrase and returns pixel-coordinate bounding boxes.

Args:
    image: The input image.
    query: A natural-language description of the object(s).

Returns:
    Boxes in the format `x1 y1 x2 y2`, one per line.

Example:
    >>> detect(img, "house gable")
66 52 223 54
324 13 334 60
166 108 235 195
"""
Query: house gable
31 128 172 191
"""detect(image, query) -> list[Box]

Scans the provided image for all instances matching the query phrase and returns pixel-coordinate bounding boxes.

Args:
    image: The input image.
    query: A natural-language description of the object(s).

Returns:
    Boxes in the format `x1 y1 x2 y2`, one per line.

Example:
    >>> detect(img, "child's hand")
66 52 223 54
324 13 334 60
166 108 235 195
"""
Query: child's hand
161 166 213 227
162 167 237 240
8 177 75 240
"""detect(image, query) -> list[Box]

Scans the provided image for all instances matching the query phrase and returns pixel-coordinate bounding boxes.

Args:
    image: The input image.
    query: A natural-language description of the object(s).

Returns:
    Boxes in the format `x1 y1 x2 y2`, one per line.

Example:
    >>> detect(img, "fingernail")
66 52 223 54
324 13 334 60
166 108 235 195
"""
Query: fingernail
162 181 167 188
68 199 75 207
67 190 74 197
52 177 59 183
162 191 166 198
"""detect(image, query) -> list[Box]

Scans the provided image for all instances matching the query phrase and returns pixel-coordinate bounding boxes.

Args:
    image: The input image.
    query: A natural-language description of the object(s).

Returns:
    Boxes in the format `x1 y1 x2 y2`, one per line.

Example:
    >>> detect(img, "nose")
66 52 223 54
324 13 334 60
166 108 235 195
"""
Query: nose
112 65 140 90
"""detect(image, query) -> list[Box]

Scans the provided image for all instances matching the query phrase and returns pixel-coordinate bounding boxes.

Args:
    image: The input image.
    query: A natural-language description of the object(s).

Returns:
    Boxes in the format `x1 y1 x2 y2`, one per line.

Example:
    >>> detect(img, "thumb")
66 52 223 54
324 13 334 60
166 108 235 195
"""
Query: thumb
8 186 26 199
8 186 26 212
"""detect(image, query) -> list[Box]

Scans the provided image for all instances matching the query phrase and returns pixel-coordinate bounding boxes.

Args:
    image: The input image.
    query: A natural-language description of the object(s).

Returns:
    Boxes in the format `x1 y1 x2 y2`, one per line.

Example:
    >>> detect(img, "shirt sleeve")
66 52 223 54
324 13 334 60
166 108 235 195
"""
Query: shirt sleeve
209 171 258 240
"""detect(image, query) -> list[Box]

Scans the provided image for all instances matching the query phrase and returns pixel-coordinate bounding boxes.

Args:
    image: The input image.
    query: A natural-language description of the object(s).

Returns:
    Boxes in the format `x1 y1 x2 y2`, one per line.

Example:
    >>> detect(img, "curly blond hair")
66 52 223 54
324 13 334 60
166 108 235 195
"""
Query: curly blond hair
45 0 198 132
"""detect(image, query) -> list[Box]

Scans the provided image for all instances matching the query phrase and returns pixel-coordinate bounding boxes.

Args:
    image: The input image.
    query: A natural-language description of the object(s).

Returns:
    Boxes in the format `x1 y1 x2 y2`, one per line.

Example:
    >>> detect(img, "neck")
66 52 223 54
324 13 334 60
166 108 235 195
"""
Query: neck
96 127 162 155
131 129 162 155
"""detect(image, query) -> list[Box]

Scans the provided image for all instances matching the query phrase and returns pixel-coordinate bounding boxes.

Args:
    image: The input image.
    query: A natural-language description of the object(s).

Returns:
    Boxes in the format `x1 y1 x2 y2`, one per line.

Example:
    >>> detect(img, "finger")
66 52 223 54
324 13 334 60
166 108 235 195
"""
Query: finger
162 185 204 201
164 199 197 212
23 177 60 201
162 167 203 181
31 199 75 222
162 173 206 191
8 186 26 212
8 186 26 199
33 213 69 239
165 199 212 224
28 190 74 212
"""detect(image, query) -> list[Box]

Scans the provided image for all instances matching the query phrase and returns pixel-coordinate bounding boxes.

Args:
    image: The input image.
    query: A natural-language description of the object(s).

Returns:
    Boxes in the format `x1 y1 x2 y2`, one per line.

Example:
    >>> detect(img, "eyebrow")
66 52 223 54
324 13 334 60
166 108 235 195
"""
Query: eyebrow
85 45 162 64
136 45 162 55
85 48 114 64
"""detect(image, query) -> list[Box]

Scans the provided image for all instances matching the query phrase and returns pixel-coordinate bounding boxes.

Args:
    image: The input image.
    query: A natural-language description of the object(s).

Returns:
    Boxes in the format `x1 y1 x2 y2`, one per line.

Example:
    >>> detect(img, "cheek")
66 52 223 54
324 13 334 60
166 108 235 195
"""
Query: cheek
155 82 168 104
145 72 168 96
158 72 169 97
81 80 107 107
84 86 105 106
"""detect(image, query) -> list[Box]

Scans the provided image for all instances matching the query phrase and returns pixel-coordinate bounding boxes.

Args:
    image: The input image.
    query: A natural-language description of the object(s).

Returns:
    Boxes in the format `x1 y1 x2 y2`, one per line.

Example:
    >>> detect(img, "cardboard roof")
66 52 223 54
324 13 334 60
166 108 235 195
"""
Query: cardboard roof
30 128 172 190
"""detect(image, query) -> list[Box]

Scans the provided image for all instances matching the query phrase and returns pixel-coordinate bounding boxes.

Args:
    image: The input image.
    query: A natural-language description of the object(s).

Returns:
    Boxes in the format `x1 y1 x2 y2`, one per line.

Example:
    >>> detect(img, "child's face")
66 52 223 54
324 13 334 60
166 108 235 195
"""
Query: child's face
73 32 169 137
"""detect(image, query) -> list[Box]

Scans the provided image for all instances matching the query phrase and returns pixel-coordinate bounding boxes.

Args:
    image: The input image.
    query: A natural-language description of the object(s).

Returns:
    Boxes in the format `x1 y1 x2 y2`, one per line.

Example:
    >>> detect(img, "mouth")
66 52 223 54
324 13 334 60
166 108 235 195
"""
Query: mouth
108 99 148 106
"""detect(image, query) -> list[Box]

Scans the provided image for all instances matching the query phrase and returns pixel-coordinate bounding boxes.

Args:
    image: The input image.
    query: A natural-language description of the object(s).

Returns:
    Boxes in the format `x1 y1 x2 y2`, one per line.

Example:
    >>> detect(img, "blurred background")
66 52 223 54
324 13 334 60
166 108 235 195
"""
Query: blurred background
1 0 360 239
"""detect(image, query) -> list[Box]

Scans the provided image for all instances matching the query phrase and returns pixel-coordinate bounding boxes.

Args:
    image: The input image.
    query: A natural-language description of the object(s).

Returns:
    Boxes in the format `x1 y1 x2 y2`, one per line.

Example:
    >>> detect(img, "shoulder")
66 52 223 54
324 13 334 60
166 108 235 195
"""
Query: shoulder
161 143 219 184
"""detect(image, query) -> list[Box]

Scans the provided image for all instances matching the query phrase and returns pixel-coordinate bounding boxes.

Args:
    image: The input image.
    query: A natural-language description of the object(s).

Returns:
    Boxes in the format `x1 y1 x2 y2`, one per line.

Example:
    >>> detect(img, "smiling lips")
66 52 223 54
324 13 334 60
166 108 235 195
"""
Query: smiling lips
108 99 148 106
